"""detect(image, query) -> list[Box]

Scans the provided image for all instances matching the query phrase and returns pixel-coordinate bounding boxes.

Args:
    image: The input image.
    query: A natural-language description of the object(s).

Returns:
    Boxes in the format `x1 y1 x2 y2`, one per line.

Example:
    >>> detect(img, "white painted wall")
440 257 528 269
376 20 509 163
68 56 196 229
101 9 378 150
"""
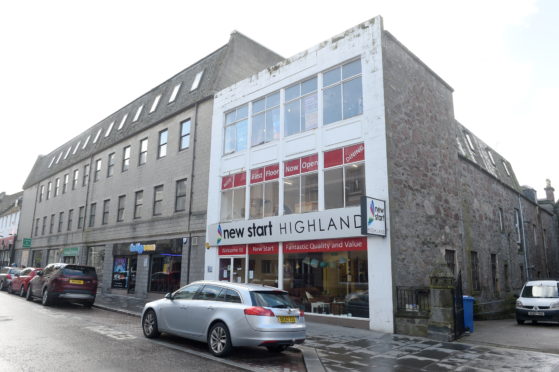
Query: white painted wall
205 16 394 333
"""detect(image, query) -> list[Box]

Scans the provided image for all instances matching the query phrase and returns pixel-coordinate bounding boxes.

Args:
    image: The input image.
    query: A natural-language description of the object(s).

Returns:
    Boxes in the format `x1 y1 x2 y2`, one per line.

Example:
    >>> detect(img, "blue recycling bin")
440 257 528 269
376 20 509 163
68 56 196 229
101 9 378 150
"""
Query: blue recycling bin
463 295 474 332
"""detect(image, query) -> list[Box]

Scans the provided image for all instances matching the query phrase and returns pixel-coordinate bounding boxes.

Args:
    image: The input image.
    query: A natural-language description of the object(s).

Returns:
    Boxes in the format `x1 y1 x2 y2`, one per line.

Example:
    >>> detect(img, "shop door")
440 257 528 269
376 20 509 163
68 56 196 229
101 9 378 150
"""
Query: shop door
232 257 245 283
218 257 246 283
128 256 137 294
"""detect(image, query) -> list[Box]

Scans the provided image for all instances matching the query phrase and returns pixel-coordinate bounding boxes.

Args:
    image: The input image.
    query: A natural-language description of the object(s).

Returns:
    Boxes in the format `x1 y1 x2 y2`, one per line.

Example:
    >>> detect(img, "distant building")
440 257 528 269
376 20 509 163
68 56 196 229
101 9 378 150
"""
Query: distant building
204 16 559 333
0 191 23 266
16 32 282 299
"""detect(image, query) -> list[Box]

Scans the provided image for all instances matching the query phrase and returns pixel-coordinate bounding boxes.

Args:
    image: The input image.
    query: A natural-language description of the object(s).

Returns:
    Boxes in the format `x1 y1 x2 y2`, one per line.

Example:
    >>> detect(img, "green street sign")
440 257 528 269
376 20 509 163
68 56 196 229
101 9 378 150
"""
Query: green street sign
63 247 79 256
22 238 32 248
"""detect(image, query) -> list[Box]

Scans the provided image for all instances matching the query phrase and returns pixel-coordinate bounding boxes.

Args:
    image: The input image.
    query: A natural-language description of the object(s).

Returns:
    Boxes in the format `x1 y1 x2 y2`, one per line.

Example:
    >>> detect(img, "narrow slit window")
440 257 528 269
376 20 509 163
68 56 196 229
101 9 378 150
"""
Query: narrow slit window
73 141 81 155
150 94 161 113
56 151 63 164
465 133 475 152
169 83 181 103
48 157 55 168
503 161 511 176
133 105 144 122
93 128 102 144
64 147 72 159
82 135 91 149
190 70 204 91
487 149 496 166
117 113 128 130
105 121 115 137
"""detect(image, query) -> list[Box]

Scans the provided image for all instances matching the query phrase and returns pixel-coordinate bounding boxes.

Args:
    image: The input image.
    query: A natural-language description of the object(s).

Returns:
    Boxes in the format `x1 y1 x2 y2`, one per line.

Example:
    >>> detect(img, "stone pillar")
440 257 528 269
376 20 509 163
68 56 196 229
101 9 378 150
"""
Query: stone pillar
427 263 455 341
135 254 150 299
545 179 555 202
101 244 114 294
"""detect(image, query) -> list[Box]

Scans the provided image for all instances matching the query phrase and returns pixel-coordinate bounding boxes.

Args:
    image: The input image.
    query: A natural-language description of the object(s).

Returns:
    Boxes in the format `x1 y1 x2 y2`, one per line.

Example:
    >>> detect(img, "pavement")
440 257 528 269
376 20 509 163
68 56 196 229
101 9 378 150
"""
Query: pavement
94 293 559 371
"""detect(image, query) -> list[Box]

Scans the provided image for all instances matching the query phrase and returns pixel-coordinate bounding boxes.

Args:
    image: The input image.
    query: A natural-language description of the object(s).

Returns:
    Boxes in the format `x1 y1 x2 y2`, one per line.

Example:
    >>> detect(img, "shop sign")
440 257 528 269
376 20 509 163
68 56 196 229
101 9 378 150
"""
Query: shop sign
284 154 318 177
360 196 386 237
248 243 279 255
129 243 155 254
210 207 361 246
218 244 246 256
284 237 367 254
324 143 364 168
250 164 279 184
22 238 32 248
143 244 156 252
222 171 246 190
63 247 79 256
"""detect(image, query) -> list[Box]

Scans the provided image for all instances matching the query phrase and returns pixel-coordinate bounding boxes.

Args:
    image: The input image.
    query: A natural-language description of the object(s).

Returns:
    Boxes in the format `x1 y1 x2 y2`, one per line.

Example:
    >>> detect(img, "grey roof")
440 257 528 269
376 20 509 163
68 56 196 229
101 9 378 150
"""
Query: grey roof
23 32 283 189
0 191 23 216
455 121 520 191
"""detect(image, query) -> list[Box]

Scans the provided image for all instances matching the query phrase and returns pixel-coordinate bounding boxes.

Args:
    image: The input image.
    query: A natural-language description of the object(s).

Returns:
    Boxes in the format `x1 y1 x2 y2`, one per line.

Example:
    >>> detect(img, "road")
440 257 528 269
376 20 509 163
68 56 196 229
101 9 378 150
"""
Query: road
0 291 305 372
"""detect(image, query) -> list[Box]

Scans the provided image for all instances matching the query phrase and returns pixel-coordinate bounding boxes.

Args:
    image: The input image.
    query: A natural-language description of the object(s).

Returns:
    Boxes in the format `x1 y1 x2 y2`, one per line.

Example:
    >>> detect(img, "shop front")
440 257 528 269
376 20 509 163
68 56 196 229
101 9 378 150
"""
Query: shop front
61 247 79 263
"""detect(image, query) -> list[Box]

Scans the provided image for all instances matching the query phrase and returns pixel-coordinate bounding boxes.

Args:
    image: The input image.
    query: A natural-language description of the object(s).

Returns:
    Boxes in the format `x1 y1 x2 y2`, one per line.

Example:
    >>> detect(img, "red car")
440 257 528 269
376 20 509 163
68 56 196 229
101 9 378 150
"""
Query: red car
9 267 42 297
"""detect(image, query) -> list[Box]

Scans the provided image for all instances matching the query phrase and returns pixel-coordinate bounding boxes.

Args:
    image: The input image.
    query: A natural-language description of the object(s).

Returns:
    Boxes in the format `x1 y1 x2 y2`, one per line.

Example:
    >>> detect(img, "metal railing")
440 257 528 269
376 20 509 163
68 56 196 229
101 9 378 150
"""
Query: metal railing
396 286 430 313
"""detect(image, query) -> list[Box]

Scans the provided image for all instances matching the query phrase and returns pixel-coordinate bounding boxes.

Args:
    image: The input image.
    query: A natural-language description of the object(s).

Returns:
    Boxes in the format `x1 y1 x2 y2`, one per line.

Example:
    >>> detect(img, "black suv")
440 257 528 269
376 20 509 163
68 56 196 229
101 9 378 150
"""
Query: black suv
26 263 98 307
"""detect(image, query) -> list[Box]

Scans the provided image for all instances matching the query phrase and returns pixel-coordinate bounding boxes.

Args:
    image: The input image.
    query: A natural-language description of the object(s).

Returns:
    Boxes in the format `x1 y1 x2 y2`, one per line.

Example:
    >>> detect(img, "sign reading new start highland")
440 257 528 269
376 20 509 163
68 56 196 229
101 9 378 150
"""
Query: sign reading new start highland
208 198 386 246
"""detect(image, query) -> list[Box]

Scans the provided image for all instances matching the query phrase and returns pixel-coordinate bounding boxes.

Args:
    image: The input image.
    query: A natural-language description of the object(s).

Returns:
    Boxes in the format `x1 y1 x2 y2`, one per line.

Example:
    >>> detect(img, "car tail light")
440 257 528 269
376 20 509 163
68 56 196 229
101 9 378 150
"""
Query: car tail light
6 274 11 280
244 306 275 317
299 310 304 317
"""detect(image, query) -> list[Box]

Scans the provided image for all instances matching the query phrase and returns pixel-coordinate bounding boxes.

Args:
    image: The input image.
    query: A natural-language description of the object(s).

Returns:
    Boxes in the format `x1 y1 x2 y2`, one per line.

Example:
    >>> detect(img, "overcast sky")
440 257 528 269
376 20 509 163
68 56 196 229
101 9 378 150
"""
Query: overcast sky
1 0 557 199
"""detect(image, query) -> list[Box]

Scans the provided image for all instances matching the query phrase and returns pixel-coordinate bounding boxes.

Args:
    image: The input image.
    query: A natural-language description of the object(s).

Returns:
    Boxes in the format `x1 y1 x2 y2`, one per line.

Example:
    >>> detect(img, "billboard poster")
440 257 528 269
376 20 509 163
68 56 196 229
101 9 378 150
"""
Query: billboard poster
360 196 386 237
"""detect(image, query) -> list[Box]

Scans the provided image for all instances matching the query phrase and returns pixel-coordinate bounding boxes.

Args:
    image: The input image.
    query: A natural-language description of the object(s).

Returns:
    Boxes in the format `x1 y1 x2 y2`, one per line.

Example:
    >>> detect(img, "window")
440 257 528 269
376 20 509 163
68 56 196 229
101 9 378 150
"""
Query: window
117 195 126 222
63 174 69 194
464 132 475 152
324 143 365 209
503 161 511 176
283 155 318 214
153 185 164 216
83 164 90 186
93 128 102 144
72 169 79 190
78 206 85 229
487 149 496 166
323 59 363 125
89 203 96 227
134 191 143 219
56 151 63 164
252 92 280 146
34 218 40 236
139 138 148 165
285 77 317 136
175 179 187 212
82 135 91 149
48 157 55 168
173 284 202 300
133 105 143 122
58 212 64 233
117 113 128 130
67 209 73 231
191 70 204 91
49 214 55 234
220 172 246 221
122 146 131 172
102 199 110 225
471 251 480 292
73 141 81 155
169 83 181 103
514 209 522 245
158 130 168 158
64 146 71 159
498 208 504 233
42 216 47 235
39 185 44 202
54 178 60 197
223 104 248 154
150 94 161 113
249 164 279 219
180 119 191 150
94 159 102 182
105 121 115 137
491 254 498 295
445 249 455 275
107 152 115 177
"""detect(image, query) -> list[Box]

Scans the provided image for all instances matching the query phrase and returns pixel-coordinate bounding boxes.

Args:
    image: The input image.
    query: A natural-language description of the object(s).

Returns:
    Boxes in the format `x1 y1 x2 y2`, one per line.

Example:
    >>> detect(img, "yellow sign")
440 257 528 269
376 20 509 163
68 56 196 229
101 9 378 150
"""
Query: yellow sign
143 244 156 252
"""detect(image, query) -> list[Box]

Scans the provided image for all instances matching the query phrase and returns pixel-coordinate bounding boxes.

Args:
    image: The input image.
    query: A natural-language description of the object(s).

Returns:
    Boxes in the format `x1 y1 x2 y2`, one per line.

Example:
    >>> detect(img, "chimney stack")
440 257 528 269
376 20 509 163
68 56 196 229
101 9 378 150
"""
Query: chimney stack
545 179 555 202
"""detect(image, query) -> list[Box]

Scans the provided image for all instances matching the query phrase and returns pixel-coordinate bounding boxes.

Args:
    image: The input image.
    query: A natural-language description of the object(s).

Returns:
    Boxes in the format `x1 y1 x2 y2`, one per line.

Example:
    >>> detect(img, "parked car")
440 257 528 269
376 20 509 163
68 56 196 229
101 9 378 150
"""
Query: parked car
141 281 305 357
345 290 369 318
26 263 98 307
9 267 42 296
516 280 559 324
0 266 21 291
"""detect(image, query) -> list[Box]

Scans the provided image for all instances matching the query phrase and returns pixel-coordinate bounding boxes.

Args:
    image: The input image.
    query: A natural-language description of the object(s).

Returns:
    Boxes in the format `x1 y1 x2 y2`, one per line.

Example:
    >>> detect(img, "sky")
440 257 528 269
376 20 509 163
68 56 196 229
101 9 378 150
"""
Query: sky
1 0 557 199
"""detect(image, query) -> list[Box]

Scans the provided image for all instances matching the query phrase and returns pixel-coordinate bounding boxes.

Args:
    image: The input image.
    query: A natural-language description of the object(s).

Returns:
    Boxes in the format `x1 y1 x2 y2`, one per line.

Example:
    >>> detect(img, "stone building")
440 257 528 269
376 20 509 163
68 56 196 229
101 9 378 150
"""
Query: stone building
16 32 282 299
0 191 23 266
203 16 558 334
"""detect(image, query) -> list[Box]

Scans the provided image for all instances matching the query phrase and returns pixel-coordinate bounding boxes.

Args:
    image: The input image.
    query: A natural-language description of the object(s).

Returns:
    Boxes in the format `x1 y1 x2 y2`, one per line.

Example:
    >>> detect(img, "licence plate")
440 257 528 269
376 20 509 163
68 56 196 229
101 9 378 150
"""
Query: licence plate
528 311 544 316
69 279 84 285
277 316 296 323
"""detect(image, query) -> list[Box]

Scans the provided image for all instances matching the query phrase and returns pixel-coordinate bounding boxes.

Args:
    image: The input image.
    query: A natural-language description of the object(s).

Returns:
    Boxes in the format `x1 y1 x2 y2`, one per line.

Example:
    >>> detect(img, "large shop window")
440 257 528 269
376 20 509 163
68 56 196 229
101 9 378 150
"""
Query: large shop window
224 104 248 155
283 154 318 214
149 240 182 293
285 77 318 136
87 246 105 289
248 243 279 286
221 172 246 221
252 92 280 146
323 59 363 125
249 164 279 219
324 143 365 209
283 238 369 318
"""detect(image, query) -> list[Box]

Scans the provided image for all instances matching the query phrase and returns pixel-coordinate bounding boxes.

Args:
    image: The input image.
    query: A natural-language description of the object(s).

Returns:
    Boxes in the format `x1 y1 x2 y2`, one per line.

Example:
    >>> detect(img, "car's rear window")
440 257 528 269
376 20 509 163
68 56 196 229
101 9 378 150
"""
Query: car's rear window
62 266 96 277
250 291 296 308
522 284 559 298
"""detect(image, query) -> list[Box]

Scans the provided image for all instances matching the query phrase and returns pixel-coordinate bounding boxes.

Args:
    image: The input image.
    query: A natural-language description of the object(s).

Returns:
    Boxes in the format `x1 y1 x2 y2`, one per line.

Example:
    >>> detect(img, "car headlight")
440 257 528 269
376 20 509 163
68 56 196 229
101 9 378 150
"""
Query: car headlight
550 302 559 309
516 300 524 308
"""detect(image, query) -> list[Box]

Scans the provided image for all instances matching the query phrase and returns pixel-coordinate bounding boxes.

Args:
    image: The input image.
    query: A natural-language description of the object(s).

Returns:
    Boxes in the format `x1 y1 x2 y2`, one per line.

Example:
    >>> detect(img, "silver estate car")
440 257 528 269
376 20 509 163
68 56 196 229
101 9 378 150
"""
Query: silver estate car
141 281 305 357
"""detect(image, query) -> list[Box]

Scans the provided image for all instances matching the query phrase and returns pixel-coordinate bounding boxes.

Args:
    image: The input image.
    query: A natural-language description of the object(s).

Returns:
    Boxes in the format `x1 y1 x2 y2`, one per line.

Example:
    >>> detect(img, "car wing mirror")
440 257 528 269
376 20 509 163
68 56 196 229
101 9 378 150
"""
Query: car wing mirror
164 292 173 300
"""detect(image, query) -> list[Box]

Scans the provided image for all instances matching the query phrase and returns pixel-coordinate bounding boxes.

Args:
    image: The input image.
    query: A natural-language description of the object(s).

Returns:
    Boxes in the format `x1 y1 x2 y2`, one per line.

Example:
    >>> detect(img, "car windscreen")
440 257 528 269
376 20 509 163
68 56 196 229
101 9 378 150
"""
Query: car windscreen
62 266 96 277
521 284 559 298
250 291 296 308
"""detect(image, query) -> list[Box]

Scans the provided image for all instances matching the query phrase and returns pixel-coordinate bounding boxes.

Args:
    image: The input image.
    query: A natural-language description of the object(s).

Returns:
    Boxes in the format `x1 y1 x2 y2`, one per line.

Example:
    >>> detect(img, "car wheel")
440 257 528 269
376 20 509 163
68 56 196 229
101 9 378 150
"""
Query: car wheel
266 345 289 353
20 285 26 297
516 319 525 325
208 322 232 357
142 309 160 338
83 301 94 308
26 285 33 301
42 288 53 306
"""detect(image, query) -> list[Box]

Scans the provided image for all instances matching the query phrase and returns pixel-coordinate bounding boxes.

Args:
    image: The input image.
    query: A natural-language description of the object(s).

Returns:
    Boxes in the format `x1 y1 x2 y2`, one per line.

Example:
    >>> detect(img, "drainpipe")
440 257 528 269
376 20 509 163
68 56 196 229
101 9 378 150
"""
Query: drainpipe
185 103 200 285
518 195 529 281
